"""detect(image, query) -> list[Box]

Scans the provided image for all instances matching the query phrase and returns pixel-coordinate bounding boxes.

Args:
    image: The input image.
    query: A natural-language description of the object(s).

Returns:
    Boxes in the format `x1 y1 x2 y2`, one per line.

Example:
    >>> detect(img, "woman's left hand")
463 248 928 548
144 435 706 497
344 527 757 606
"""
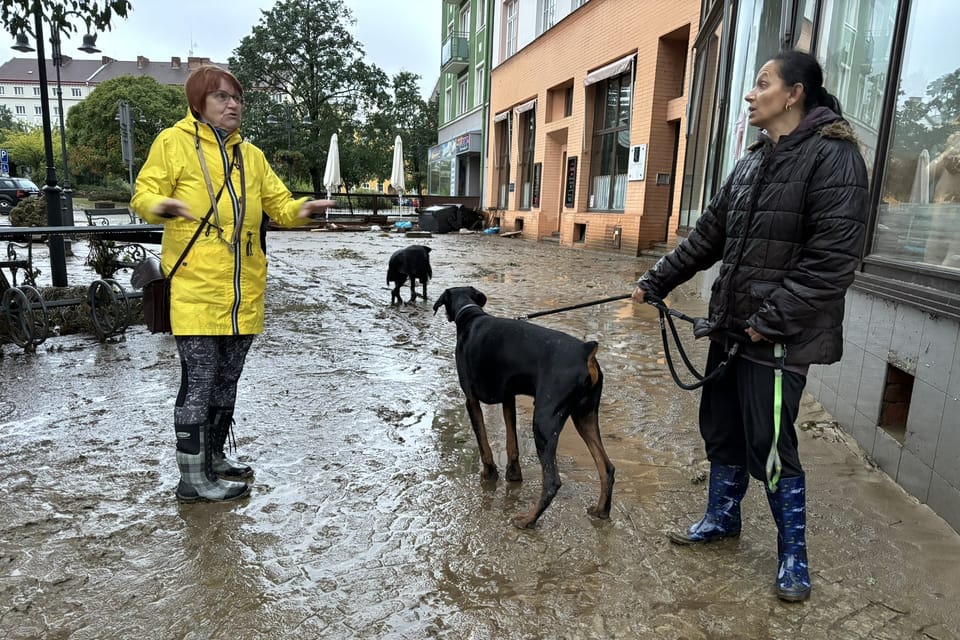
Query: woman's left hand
745 326 768 343
298 199 338 219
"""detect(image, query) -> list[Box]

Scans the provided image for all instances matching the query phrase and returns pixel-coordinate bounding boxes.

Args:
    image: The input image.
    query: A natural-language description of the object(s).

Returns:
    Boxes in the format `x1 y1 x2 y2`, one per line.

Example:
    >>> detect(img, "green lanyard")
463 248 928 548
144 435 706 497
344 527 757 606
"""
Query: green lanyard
765 343 785 492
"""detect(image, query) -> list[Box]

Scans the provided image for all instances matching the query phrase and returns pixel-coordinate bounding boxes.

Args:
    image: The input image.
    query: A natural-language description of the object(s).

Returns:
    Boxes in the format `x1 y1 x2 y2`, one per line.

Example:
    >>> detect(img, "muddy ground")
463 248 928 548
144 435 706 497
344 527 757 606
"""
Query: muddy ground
1 230 959 639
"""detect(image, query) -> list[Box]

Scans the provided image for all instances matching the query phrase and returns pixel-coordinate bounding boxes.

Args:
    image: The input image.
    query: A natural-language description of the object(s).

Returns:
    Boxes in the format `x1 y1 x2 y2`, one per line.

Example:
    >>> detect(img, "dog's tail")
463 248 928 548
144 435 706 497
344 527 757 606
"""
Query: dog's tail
584 341 600 387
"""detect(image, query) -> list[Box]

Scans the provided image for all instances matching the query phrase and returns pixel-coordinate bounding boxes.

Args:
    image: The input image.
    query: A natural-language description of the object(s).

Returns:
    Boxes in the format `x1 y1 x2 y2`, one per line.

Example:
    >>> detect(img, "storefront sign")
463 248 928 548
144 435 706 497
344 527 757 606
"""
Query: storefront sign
532 162 542 208
564 156 578 207
455 134 471 153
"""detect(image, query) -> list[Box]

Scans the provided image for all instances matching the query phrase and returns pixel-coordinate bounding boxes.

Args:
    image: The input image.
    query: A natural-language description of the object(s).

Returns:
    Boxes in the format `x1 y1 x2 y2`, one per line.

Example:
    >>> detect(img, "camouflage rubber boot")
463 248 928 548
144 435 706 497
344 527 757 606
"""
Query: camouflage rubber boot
174 422 250 503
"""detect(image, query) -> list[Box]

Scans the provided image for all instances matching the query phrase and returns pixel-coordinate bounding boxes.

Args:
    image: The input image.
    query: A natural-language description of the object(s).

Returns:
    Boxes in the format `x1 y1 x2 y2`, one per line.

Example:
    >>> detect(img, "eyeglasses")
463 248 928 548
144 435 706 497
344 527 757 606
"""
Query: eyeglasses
208 90 244 105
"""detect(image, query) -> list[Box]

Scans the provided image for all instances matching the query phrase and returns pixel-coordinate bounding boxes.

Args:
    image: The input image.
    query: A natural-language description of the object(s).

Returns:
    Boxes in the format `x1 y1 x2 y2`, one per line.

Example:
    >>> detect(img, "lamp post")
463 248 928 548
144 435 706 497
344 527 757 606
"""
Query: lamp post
115 100 147 196
12 21 101 287
266 104 310 183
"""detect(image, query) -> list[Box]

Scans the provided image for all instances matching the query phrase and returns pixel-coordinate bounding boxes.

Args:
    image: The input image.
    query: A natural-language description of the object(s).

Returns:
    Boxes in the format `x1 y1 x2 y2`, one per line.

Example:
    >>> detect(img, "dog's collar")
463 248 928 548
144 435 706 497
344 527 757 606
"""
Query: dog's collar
453 303 482 323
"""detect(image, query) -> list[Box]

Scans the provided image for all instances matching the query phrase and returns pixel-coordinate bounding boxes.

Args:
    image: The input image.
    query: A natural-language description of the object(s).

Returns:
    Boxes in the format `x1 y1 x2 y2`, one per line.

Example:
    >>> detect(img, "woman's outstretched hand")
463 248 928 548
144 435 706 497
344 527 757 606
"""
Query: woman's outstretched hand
298 199 338 219
153 198 195 221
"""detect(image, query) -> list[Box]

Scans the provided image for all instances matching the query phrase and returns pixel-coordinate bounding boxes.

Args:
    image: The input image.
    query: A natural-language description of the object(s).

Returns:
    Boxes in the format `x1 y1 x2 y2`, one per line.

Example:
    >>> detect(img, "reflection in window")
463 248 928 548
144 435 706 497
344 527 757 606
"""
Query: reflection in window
495 117 512 208
679 21 722 228
588 71 631 211
717 0 785 182
817 0 897 176
518 108 536 209
874 1 960 270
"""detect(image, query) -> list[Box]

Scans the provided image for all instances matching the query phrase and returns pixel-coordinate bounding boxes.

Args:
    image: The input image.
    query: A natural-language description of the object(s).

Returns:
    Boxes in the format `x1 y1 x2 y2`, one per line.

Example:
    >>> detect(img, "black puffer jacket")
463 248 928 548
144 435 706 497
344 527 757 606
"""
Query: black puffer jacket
638 107 868 367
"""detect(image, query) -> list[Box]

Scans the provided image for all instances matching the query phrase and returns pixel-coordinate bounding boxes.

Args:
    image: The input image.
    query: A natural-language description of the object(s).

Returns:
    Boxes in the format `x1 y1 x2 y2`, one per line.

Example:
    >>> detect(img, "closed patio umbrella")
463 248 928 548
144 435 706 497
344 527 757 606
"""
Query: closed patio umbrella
390 135 406 203
323 133 342 201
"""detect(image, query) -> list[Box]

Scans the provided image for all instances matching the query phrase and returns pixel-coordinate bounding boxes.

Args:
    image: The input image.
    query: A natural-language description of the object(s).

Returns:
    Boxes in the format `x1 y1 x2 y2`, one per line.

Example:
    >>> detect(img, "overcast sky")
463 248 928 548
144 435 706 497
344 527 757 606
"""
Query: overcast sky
54 0 439 97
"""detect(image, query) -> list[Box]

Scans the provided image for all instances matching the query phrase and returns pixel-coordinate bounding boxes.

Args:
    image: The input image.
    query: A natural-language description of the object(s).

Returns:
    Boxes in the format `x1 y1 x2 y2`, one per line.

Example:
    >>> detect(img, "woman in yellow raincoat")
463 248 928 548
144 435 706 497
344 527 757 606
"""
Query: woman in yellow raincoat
132 65 334 502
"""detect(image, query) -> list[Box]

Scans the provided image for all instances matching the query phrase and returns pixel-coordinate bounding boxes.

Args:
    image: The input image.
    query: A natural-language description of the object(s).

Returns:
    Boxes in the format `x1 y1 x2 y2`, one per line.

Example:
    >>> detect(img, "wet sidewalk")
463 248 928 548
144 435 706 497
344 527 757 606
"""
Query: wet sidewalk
1 230 958 639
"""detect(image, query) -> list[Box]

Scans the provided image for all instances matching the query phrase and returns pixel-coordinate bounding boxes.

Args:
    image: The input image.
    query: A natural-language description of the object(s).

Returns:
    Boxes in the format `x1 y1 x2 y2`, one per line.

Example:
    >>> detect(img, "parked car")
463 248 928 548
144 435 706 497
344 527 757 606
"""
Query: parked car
0 177 41 215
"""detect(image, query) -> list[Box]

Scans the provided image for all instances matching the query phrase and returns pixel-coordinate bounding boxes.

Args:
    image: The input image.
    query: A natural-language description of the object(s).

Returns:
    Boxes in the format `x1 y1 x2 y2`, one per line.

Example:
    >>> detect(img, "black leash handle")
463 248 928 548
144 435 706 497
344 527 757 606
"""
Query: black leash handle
517 294 632 320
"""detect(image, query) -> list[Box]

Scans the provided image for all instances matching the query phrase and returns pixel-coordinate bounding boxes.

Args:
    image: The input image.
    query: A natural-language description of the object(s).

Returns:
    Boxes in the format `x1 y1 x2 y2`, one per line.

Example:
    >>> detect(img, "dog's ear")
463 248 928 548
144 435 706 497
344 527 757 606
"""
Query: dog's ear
423 246 432 253
470 287 487 308
432 290 448 318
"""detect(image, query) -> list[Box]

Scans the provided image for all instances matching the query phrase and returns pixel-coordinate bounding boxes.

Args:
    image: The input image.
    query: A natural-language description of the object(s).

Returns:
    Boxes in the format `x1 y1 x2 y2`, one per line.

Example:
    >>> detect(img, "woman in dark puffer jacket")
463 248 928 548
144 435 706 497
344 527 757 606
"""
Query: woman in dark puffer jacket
633 50 868 602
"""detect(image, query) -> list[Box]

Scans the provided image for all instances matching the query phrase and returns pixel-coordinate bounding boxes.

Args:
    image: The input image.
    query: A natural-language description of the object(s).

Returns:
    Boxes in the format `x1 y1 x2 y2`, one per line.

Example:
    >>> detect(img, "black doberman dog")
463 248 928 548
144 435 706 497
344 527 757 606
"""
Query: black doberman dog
433 286 615 528
387 245 433 306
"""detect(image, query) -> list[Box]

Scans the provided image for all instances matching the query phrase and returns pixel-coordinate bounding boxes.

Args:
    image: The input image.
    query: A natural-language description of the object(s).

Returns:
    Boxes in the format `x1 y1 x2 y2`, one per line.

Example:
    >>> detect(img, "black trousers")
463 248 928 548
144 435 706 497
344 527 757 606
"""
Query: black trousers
699 341 806 481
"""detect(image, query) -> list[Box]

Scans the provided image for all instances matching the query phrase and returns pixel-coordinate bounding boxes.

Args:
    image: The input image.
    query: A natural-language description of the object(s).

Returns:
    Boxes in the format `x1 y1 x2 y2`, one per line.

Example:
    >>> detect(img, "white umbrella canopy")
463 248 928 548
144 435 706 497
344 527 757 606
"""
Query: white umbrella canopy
390 135 406 198
323 133 342 199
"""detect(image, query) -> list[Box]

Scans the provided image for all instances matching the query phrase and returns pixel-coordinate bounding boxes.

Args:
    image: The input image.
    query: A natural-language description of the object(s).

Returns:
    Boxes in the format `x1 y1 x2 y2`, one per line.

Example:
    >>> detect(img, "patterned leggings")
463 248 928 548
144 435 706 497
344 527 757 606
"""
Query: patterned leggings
174 335 255 426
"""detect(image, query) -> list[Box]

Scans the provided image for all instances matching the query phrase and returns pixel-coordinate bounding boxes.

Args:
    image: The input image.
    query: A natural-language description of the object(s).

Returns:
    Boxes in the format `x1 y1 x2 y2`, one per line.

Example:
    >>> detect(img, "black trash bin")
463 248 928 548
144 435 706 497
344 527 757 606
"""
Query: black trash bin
419 204 461 234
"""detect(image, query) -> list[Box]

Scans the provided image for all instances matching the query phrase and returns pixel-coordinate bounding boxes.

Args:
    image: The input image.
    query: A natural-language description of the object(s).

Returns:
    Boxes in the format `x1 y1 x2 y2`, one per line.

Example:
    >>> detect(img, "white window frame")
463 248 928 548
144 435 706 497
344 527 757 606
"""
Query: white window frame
476 0 486 28
475 63 485 106
15 105 25 114
504 0 518 58
34 106 41 115
459 5 470 34
539 0 556 34
445 85 454 122
457 75 469 115
14 86 23 95
71 87 81 97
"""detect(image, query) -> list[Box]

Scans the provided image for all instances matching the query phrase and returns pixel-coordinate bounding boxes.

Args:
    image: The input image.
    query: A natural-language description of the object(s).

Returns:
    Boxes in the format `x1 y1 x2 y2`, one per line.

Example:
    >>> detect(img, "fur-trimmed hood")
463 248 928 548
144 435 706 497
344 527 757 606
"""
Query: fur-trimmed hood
749 107 858 151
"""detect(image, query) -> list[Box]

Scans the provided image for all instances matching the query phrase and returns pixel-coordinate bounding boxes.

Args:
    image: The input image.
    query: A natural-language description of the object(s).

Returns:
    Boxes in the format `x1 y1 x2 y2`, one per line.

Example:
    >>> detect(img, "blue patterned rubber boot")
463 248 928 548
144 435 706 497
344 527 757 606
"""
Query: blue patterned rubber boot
669 464 750 545
209 406 254 480
175 422 250 503
766 474 811 602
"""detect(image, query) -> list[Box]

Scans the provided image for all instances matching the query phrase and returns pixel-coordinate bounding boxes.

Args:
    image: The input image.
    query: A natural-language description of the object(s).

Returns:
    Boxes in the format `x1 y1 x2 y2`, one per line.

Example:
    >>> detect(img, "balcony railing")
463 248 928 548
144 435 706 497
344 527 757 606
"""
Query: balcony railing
441 32 470 74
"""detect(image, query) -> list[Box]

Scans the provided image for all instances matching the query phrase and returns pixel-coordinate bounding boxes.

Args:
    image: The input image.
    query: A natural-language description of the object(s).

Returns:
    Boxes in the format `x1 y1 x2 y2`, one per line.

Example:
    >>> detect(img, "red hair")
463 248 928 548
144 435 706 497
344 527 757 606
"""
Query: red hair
184 65 243 118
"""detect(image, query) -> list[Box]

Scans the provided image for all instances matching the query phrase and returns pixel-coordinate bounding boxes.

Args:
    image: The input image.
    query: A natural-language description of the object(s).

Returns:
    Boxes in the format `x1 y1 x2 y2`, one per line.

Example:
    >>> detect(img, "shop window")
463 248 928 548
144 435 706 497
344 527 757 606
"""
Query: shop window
494 116 512 209
588 70 631 211
817 0 898 176
517 107 536 209
678 18 722 229
873 1 960 271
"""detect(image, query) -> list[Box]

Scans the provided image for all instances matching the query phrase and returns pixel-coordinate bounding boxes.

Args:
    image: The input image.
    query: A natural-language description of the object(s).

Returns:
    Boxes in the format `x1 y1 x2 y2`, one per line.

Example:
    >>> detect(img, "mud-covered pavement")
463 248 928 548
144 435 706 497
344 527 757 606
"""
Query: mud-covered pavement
1 230 959 639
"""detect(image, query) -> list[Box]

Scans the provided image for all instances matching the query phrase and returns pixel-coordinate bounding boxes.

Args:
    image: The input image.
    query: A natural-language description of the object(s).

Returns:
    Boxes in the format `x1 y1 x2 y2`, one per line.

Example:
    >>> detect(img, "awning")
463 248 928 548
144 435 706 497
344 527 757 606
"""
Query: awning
514 98 537 114
584 53 636 86
493 110 511 123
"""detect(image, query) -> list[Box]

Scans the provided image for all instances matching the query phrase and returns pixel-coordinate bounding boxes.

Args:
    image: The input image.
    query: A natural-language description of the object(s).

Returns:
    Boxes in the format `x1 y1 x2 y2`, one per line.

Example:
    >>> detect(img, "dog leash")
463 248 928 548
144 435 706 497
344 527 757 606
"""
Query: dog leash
766 343 786 492
515 294 632 320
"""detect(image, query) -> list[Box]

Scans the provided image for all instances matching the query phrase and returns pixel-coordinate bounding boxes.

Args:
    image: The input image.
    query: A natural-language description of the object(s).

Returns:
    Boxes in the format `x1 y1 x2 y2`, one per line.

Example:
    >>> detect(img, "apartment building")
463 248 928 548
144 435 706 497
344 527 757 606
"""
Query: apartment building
486 0 699 255
430 0 494 201
0 55 221 128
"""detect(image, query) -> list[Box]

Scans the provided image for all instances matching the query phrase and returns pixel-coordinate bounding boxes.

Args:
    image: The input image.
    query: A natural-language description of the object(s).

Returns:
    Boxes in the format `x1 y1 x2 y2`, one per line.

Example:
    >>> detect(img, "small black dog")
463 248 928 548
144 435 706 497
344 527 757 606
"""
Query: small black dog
387 245 433 306
434 286 615 528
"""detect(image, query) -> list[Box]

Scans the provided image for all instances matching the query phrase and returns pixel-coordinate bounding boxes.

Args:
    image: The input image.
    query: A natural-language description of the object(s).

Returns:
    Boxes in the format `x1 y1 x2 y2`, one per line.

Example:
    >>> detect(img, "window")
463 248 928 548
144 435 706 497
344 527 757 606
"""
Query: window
14 86 23 95
0 86 4 95
459 5 470 34
504 0 518 58
817 0 897 175
678 19 723 228
517 106 536 209
445 85 453 122
477 0 486 28
377 181 384 192
495 115 512 208
457 75 469 115
475 63 485 106
564 86 573 117
32 86 40 95
15 105 24 114
34 106 41 115
71 88 81 97
873 0 960 270
539 0 556 34
588 71 632 210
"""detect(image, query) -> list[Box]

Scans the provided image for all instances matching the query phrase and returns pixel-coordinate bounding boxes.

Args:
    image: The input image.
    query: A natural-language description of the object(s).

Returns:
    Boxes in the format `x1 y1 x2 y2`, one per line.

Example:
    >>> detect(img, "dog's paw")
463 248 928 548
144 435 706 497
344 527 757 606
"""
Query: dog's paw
587 506 611 520
511 513 537 529
479 465 499 482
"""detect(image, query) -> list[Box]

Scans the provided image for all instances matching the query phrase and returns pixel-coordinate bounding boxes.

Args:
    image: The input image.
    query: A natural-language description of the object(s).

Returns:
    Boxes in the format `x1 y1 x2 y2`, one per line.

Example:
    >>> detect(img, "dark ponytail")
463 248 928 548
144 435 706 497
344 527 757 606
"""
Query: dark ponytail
772 50 843 117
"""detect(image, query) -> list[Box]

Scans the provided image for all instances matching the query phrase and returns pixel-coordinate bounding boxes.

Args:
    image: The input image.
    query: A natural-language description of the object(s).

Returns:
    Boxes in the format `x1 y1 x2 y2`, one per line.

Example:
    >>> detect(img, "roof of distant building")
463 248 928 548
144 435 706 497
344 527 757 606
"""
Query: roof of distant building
0 55 230 87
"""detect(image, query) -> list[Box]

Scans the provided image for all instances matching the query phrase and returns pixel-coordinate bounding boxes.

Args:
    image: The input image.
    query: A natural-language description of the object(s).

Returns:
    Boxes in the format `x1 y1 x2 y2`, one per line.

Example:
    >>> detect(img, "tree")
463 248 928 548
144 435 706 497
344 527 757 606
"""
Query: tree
382 72 437 197
0 104 26 133
65 75 186 185
229 0 389 193
1 1 130 41
0 128 44 178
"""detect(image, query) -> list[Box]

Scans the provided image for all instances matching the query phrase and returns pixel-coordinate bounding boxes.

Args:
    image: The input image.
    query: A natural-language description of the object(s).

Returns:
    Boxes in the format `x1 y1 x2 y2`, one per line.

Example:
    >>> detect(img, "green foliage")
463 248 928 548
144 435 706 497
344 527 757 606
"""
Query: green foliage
0 105 25 133
1 1 130 41
65 75 187 185
9 195 45 226
0 128 44 177
229 0 391 192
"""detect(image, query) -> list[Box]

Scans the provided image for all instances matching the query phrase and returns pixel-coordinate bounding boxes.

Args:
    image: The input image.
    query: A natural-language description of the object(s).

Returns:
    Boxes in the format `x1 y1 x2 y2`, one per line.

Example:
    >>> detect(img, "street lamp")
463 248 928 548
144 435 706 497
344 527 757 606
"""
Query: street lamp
266 104 310 183
12 21 101 287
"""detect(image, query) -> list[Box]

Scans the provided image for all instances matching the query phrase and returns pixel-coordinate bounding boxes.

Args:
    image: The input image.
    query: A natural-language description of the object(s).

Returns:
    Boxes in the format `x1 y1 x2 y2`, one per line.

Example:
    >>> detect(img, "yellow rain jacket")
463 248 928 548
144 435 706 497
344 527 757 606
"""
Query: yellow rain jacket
132 111 309 335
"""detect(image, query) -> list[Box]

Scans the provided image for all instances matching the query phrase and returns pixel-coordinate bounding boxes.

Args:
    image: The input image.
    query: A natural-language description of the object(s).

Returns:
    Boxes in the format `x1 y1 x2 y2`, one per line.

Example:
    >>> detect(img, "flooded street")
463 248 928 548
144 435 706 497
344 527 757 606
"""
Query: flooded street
2 230 959 639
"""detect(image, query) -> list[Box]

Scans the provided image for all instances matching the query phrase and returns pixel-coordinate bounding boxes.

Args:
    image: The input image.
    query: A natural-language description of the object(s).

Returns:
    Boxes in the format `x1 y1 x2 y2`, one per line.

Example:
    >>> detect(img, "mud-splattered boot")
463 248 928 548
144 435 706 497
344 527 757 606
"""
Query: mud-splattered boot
766 474 811 602
175 422 250 503
209 406 254 480
669 463 750 545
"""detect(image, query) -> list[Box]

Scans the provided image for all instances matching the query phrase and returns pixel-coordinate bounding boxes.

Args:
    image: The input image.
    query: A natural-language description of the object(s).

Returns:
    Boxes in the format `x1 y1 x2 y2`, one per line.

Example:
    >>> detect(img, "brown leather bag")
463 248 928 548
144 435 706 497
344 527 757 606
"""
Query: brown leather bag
131 258 171 334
